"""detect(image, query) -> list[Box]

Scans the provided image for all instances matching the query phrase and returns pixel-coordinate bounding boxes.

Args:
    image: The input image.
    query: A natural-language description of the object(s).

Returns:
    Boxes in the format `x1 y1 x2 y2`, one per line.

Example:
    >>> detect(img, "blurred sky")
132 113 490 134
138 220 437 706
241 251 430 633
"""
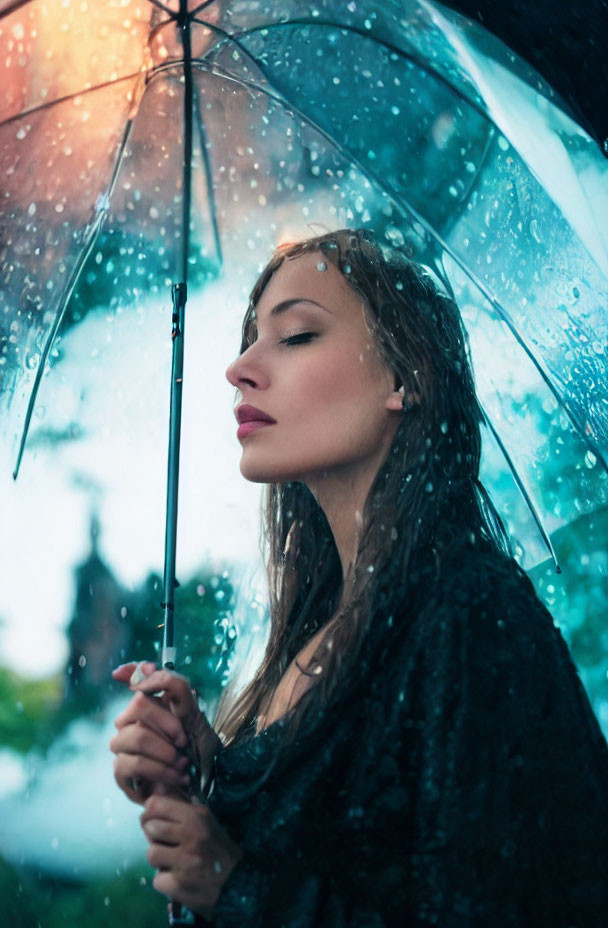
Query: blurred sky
0 275 263 677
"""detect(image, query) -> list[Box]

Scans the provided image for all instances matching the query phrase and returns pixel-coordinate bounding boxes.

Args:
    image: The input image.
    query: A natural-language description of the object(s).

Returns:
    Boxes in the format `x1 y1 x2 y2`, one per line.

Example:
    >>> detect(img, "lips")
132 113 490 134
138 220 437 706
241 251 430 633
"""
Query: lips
235 404 276 440
235 404 276 425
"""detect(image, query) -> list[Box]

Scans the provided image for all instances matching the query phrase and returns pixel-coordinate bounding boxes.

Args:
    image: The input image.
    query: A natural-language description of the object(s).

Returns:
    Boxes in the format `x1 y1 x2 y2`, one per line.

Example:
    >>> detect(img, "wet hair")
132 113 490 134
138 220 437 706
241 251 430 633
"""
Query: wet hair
213 228 510 750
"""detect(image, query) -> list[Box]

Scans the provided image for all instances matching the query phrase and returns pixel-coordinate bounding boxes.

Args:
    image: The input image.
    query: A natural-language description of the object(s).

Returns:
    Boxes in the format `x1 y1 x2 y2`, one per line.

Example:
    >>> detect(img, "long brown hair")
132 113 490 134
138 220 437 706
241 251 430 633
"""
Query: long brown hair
213 229 510 748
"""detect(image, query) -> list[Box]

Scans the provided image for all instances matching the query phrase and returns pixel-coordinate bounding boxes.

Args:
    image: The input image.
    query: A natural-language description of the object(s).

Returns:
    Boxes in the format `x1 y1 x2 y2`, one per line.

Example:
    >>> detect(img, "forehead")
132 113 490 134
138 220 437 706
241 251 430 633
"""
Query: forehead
254 250 365 320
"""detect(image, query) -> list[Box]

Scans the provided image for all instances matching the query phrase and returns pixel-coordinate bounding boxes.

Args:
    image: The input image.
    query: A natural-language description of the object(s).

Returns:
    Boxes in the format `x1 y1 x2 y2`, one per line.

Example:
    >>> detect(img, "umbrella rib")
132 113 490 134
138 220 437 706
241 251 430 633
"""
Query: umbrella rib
196 48 607 477
0 72 146 128
479 403 560 570
192 81 223 269
12 112 139 480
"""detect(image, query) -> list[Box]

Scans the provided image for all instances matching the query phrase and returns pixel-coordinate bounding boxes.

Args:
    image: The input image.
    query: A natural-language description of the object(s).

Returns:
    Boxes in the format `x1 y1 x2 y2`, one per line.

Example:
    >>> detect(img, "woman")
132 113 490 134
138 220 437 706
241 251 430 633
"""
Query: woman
111 229 608 926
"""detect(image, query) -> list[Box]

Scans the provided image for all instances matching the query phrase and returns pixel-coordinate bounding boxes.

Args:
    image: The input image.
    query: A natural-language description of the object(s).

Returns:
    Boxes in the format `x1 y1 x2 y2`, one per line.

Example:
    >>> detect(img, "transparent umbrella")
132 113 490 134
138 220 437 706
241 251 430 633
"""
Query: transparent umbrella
1 0 607 678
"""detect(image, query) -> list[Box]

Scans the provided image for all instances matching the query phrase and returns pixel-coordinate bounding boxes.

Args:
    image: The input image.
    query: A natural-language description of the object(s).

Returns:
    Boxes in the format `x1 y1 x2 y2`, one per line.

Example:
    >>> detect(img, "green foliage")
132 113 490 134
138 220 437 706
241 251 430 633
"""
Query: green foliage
0 668 64 754
0 856 167 928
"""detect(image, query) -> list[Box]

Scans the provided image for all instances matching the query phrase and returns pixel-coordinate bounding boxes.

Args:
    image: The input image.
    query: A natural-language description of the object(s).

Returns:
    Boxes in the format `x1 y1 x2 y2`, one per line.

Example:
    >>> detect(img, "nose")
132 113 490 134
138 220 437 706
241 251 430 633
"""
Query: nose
225 343 267 391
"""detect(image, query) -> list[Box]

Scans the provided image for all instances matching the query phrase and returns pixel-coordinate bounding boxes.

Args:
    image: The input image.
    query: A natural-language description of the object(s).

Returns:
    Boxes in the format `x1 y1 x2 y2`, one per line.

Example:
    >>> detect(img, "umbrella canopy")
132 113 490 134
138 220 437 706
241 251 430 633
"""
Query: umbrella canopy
1 0 607 670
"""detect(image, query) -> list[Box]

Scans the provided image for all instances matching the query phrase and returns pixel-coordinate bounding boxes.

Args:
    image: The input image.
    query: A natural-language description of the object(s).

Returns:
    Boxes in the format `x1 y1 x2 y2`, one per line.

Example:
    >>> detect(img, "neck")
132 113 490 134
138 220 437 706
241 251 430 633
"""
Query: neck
305 455 383 592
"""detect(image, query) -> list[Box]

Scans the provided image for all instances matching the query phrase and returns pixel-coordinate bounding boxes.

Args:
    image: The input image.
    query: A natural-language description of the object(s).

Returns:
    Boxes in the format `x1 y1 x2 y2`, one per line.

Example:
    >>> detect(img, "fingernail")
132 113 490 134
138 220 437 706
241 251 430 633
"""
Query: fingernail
130 662 146 686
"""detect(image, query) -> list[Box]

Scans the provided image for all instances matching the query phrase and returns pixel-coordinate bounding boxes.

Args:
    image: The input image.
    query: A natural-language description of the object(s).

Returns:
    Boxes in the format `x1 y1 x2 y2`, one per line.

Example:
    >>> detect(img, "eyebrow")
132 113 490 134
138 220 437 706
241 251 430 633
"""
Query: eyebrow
269 297 331 317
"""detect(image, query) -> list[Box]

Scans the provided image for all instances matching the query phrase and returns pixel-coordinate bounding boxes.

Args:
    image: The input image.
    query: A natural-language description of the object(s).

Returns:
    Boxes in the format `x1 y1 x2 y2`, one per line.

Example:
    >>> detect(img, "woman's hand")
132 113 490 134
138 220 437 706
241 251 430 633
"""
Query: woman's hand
141 794 244 920
110 661 221 804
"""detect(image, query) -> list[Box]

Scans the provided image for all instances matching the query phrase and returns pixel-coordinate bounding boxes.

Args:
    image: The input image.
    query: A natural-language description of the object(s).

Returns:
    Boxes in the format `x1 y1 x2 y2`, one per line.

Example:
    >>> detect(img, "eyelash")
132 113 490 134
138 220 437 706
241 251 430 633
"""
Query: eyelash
280 332 317 347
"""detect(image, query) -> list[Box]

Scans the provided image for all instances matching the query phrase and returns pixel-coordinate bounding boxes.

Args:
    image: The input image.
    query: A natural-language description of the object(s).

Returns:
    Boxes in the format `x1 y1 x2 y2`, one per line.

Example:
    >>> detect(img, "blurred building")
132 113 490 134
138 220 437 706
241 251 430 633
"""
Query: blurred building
65 511 129 705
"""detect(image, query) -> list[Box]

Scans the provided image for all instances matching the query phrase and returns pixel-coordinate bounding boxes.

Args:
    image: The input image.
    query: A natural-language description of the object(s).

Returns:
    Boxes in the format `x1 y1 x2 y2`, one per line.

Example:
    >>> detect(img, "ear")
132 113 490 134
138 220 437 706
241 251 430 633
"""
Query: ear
385 384 421 412
385 385 405 412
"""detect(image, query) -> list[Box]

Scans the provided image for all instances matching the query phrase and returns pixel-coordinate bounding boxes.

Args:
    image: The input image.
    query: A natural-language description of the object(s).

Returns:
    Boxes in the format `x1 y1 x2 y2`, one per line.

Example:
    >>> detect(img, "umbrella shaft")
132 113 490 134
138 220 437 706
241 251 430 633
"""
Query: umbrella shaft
162 282 187 669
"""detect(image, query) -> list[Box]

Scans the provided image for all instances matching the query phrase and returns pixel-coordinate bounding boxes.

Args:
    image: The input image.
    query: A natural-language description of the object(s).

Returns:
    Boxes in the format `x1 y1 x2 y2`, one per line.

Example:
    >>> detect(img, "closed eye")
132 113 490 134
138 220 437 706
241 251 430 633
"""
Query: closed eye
280 332 318 347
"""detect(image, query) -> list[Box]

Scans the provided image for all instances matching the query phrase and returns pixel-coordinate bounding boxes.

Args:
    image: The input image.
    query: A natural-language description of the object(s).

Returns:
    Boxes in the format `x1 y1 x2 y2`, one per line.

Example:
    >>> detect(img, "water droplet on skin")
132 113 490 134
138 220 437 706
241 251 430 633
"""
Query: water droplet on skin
316 261 328 272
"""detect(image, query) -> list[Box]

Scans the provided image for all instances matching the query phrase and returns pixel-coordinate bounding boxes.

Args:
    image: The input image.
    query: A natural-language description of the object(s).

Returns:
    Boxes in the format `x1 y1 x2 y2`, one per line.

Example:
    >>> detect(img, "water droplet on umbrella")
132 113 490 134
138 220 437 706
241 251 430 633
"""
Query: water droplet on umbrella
529 219 542 243
585 450 597 469
385 227 404 246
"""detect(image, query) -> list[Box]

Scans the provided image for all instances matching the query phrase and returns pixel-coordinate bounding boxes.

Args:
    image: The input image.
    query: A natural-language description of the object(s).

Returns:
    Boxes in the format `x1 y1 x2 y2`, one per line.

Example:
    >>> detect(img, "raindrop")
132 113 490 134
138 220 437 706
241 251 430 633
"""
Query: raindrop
395 280 404 291
343 262 352 274
120 606 128 618
54 202 65 214
391 105 400 116
149 206 159 219
366 564 374 573
498 136 509 151
584 450 597 469
78 655 87 668
425 481 434 493
27 202 36 217
316 261 327 271
572 286 580 299
529 219 542 244
385 227 404 247
196 584 206 596
440 421 448 434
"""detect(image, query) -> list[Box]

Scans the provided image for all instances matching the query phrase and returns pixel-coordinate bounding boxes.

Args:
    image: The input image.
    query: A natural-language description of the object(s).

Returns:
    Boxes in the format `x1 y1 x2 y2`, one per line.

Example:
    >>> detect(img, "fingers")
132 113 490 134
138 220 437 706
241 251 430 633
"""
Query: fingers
130 670 198 722
114 692 188 748
141 794 199 826
141 816 181 846
112 661 157 684
113 753 191 797
110 722 189 769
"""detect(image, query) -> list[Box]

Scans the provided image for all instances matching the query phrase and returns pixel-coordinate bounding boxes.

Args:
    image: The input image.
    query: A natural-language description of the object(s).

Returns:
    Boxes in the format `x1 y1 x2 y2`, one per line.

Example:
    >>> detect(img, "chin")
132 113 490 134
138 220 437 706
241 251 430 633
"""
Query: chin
239 453 309 485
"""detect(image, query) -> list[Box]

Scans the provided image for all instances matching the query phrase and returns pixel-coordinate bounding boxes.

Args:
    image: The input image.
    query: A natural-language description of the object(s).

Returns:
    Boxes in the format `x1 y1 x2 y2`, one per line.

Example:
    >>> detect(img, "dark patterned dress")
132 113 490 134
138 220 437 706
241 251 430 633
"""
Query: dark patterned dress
196 540 608 927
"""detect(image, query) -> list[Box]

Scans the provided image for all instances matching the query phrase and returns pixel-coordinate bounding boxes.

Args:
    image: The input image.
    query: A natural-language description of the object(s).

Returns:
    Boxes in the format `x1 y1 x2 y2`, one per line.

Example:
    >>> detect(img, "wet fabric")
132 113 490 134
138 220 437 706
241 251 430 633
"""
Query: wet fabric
198 539 608 927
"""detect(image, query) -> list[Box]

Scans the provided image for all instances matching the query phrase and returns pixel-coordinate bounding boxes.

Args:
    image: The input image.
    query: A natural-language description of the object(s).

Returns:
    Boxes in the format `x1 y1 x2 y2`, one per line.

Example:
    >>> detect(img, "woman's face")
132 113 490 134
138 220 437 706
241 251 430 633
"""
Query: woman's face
225 251 403 486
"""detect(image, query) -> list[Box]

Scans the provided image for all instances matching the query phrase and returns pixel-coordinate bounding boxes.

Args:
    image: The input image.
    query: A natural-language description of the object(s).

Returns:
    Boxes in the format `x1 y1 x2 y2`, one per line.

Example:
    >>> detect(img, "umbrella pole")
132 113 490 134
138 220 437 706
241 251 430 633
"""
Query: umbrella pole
161 0 194 674
161 282 186 671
